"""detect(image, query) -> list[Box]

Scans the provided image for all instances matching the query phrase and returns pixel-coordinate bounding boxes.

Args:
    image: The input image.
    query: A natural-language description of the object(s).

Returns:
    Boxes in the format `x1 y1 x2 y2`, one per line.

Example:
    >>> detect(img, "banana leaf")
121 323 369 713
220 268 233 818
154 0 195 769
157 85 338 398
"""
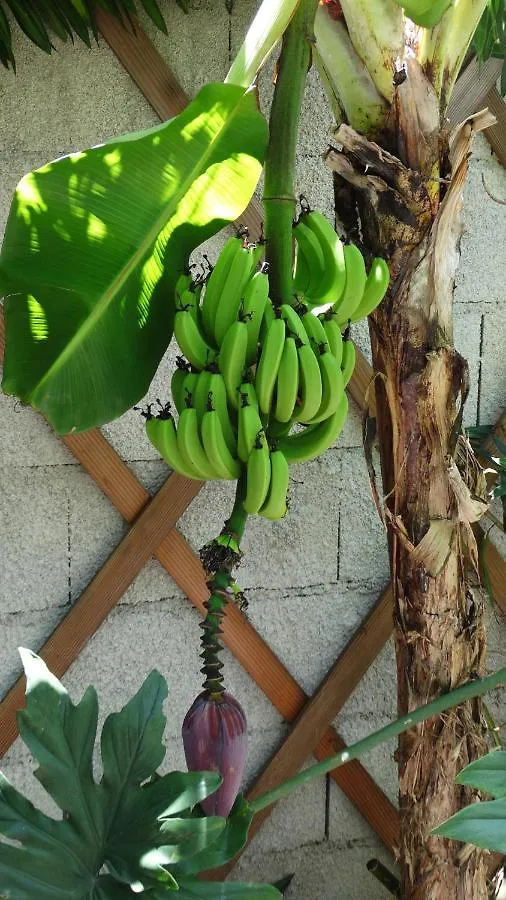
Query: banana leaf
1 82 267 433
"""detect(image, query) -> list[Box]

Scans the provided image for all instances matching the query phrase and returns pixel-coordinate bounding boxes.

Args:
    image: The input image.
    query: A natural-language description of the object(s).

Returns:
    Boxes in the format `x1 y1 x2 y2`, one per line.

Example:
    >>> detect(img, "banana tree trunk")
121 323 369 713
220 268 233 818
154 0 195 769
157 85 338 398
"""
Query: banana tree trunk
326 63 492 898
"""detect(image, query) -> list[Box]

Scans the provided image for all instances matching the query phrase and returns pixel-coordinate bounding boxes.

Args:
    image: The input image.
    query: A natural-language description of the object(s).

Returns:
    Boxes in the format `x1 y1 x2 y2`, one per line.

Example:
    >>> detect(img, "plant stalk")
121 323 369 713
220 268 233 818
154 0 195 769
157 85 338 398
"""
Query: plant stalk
263 0 319 304
199 479 248 697
250 667 506 813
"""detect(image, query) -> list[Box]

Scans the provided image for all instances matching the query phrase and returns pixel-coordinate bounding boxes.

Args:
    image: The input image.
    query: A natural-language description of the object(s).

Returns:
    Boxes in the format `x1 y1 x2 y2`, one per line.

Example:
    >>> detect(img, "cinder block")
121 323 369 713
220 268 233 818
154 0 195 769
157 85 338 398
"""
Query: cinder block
1 33 156 154
479 305 506 426
455 135 506 308
0 606 63 699
0 392 74 468
247 584 384 696
232 836 397 899
0 467 70 614
338 448 390 589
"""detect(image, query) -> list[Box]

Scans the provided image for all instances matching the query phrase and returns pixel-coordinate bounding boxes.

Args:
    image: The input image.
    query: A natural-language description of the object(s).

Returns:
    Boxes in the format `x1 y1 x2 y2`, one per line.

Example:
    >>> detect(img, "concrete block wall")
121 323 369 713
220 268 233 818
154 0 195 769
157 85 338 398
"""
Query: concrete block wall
0 3 505 897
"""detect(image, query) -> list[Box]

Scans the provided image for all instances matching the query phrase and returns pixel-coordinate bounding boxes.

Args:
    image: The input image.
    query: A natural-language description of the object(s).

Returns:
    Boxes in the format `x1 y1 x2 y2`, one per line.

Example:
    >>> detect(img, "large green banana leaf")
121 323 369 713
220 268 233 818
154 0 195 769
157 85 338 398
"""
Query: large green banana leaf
0 82 267 433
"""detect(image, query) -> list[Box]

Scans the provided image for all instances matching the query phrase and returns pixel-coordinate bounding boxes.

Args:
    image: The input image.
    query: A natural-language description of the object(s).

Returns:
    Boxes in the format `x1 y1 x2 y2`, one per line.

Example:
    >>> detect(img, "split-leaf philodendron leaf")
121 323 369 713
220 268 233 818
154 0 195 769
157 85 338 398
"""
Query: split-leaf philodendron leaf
0 650 281 899
433 750 506 853
0 82 267 434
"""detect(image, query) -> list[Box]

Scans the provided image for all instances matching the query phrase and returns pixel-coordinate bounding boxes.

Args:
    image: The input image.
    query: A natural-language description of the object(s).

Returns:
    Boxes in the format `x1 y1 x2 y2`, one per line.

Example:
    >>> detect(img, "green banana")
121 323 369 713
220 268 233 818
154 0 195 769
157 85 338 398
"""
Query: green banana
295 342 322 424
310 351 345 424
175 270 193 304
293 242 311 296
170 358 190 414
244 431 271 514
239 380 259 409
268 418 293 439
293 219 326 298
277 393 349 464
242 270 270 365
280 304 309 345
145 414 201 480
174 308 216 371
177 406 220 480
321 313 343 366
303 210 347 307
350 257 390 323
201 408 241 480
214 244 255 346
333 243 367 328
207 372 237 456
201 235 243 344
341 336 356 387
193 369 213 427
237 390 264 464
259 299 276 345
218 320 248 410
275 336 299 424
255 316 286 415
301 311 329 354
259 449 290 520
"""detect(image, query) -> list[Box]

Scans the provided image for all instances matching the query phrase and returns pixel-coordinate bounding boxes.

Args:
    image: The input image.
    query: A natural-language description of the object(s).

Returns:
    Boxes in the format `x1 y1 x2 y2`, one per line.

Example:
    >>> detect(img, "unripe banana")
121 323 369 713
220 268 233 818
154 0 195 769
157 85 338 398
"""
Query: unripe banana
279 304 309 345
310 350 345 424
242 270 270 365
350 257 389 323
207 372 237 456
301 311 329 354
181 370 199 409
333 243 367 328
214 245 255 346
259 299 276 345
293 219 326 298
171 358 191 414
321 314 343 365
237 389 264 464
303 210 347 306
146 414 201 480
341 336 356 387
295 342 322 424
293 242 311 296
174 309 217 371
193 369 213 428
239 380 259 409
259 449 290 520
177 405 220 480
201 236 243 344
277 392 348 464
175 270 193 303
255 316 286 415
201 408 241 480
218 320 248 410
244 431 271 514
275 336 299 424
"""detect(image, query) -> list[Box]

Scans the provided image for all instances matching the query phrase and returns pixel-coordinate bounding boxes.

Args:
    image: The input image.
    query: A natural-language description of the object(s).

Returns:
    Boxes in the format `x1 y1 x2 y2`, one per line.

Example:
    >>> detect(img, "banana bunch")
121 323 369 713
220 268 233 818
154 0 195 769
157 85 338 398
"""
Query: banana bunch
145 216 390 521
292 208 390 326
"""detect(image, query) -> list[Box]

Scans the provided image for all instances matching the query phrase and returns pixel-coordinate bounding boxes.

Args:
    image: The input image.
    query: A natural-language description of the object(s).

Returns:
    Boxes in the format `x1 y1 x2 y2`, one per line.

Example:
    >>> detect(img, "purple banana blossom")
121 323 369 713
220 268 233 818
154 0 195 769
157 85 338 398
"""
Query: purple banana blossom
182 691 247 817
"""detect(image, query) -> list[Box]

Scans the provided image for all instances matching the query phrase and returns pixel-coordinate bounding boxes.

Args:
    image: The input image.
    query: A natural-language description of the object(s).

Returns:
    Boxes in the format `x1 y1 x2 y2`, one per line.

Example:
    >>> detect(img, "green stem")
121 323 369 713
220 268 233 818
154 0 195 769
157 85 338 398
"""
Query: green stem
199 479 248 697
250 667 506 813
263 0 319 305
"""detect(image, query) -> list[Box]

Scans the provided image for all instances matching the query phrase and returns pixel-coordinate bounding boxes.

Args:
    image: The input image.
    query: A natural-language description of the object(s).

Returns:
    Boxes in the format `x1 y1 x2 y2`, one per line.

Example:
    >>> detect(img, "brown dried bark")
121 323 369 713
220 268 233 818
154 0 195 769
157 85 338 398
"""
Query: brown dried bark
326 63 494 898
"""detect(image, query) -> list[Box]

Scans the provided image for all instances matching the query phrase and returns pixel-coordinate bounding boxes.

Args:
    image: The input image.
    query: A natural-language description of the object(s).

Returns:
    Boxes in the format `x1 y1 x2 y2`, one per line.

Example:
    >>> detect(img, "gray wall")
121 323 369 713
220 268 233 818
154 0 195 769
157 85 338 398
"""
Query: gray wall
1 2 505 896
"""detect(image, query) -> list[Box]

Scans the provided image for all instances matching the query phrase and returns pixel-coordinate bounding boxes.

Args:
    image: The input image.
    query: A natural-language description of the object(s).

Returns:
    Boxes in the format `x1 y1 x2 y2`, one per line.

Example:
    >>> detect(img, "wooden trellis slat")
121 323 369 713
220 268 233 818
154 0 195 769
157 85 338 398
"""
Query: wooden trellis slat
0 307 397 846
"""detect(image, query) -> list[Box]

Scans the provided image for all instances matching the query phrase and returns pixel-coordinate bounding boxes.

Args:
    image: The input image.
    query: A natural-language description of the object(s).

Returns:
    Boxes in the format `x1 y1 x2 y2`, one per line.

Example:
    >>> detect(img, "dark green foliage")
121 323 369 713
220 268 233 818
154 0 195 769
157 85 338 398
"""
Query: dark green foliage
0 0 172 70
0 650 281 899
473 0 506 94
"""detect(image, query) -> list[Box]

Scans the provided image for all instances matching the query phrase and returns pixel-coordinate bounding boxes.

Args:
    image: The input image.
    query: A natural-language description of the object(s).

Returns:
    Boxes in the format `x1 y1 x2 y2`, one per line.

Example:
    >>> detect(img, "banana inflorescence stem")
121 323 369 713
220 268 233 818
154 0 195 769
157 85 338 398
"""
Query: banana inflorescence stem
199 479 249 696
263 0 319 305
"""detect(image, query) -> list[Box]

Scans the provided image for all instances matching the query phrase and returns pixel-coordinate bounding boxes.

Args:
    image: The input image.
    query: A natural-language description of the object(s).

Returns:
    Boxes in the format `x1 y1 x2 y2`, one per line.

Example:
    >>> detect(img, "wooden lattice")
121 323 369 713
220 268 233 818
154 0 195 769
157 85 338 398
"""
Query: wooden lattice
1 11 505 878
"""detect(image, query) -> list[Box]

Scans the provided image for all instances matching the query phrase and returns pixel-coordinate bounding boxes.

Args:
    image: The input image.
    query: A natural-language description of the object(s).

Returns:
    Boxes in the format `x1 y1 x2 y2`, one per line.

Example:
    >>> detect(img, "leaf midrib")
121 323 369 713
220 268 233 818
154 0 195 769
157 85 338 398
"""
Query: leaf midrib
29 86 250 404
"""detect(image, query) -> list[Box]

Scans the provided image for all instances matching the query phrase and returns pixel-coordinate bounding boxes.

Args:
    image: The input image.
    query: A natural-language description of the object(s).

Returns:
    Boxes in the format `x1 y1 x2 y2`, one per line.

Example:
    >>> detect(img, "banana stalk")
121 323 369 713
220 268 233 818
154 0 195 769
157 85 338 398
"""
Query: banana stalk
225 0 303 88
339 0 405 102
419 0 489 111
314 4 387 135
